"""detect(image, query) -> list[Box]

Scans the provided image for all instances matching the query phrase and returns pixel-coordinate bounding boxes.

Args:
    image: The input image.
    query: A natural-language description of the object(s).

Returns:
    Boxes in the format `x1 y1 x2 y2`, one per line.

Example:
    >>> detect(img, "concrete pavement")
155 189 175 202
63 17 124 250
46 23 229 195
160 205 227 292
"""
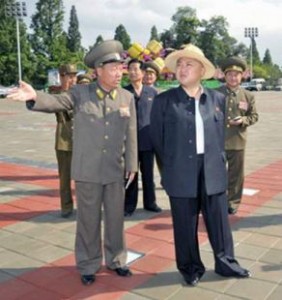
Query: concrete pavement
0 91 281 299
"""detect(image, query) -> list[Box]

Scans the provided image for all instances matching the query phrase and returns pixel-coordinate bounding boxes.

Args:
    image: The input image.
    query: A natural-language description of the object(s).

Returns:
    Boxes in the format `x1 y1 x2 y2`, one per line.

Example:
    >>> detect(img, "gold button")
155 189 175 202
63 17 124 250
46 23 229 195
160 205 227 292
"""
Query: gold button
229 108 232 111
105 121 109 125
104 135 109 139
227 124 230 128
228 116 231 120
102 149 107 153
106 107 111 112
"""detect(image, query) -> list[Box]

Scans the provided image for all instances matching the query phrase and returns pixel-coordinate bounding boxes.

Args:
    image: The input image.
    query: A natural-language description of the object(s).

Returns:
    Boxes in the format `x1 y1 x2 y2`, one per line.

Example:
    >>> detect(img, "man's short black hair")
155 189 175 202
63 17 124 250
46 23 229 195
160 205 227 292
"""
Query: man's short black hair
127 58 144 69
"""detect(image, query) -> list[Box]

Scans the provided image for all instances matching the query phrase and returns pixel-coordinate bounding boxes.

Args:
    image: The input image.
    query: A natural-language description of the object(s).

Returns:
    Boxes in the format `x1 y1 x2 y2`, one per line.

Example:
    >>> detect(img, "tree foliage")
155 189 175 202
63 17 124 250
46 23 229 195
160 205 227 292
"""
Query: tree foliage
94 35 104 46
262 49 273 65
29 0 68 85
1 2 281 86
149 25 159 41
114 24 131 50
0 0 36 85
67 5 82 53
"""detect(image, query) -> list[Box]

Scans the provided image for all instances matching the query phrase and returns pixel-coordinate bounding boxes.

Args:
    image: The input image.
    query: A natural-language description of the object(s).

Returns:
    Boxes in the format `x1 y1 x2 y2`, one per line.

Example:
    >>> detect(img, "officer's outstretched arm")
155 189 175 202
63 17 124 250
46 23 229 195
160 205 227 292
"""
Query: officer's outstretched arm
6 81 37 102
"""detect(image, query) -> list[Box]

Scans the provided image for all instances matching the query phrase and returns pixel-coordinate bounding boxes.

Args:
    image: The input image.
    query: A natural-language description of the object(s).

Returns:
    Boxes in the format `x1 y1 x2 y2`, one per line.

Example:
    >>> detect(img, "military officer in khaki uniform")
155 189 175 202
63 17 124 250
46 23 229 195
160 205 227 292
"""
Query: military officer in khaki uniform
54 64 77 218
217 57 258 214
7 40 138 286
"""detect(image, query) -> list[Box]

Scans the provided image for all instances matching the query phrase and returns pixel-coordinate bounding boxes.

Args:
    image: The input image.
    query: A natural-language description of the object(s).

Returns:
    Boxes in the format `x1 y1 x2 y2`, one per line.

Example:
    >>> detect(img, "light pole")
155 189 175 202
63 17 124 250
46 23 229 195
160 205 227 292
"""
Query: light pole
244 27 258 80
5 2 27 82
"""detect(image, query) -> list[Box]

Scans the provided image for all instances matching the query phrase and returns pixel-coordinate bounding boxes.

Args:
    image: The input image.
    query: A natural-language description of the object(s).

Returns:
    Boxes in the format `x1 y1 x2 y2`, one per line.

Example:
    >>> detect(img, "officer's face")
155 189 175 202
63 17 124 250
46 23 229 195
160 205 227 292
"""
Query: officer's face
144 71 157 86
97 62 123 91
225 70 243 89
175 58 204 87
60 73 77 91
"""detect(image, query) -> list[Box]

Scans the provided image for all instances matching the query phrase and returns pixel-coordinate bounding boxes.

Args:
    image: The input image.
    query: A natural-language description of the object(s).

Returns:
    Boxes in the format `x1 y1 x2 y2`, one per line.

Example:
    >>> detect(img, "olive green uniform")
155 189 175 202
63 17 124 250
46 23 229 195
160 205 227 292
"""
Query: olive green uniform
217 85 258 210
55 111 73 214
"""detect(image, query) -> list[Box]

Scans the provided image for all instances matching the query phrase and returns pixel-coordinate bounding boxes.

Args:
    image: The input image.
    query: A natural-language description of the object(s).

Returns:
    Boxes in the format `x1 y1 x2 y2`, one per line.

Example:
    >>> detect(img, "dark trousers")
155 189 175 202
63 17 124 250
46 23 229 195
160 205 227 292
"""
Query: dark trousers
226 149 245 209
125 150 156 213
56 150 73 213
169 155 241 282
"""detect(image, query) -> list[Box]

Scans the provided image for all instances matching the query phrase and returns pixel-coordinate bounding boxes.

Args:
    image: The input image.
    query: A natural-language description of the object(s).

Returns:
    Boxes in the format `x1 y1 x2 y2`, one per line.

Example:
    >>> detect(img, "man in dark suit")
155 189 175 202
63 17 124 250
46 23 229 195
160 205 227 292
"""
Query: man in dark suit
124 58 162 216
217 57 258 214
7 40 138 286
150 44 250 286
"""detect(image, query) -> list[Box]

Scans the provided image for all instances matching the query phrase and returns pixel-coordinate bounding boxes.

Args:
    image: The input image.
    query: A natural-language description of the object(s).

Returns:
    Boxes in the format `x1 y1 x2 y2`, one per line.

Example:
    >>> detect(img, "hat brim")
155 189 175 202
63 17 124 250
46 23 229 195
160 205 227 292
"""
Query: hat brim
145 67 158 74
165 49 215 79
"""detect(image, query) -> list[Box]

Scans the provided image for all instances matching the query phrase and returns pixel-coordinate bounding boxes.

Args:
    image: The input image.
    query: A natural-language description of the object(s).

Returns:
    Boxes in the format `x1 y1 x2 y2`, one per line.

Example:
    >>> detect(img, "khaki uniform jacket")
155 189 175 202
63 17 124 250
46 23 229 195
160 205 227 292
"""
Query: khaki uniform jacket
217 85 258 150
55 111 73 151
28 82 138 184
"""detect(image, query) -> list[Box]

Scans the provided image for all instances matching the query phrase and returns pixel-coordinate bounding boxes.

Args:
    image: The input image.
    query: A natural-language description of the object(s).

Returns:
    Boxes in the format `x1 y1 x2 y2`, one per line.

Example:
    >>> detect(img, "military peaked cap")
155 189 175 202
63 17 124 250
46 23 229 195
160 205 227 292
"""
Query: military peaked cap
84 40 124 68
59 64 78 75
220 56 247 73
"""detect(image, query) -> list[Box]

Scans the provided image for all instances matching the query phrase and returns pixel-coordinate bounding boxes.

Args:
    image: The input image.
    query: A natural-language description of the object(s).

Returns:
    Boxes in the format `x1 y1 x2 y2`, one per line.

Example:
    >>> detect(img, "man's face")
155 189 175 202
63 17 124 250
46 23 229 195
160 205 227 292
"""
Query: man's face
175 57 205 87
144 71 157 86
128 62 144 83
60 73 77 91
96 62 123 91
225 70 243 89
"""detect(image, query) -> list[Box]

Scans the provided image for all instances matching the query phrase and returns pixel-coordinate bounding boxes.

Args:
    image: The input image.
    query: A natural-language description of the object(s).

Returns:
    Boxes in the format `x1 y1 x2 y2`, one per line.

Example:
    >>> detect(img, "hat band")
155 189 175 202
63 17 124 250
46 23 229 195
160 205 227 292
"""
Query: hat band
95 53 122 67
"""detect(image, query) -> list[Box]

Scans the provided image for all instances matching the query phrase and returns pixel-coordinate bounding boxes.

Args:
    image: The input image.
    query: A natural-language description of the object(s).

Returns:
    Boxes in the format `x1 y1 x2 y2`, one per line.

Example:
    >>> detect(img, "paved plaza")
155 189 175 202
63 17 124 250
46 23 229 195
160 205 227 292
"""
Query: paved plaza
0 91 281 299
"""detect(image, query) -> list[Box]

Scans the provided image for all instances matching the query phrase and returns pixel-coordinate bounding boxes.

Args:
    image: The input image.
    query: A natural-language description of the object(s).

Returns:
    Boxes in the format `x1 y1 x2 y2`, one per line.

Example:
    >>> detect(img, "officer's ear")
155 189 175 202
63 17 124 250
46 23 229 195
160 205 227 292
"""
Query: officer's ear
95 67 103 77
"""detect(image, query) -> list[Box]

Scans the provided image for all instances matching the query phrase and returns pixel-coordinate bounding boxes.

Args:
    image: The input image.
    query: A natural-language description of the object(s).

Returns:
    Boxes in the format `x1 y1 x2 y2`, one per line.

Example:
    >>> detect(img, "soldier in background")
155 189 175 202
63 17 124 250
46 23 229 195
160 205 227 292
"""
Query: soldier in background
143 61 159 89
217 57 258 214
54 64 77 218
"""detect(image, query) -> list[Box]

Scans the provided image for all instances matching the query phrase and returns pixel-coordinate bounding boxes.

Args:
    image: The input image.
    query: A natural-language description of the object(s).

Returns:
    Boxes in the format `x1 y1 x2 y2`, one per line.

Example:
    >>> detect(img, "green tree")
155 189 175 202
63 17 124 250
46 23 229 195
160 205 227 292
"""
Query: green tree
171 6 197 23
94 35 104 46
262 49 273 65
29 0 69 85
247 38 260 64
174 16 200 48
198 16 237 65
160 29 174 49
171 6 200 48
232 43 249 58
67 5 82 53
149 25 159 41
0 0 35 85
114 24 131 50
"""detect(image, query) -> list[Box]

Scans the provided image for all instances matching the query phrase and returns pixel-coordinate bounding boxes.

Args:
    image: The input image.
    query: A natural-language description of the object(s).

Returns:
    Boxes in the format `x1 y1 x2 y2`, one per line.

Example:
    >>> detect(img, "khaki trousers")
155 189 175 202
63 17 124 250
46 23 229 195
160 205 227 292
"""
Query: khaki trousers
56 150 73 213
75 181 127 275
226 149 245 209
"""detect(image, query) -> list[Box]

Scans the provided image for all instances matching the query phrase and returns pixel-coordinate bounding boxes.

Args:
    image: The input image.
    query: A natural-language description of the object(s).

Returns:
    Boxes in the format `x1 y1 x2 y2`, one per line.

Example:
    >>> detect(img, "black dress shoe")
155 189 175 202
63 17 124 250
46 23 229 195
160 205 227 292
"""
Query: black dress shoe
185 276 200 287
235 269 251 278
81 274 95 285
228 207 238 215
115 267 132 277
144 205 162 213
216 269 251 278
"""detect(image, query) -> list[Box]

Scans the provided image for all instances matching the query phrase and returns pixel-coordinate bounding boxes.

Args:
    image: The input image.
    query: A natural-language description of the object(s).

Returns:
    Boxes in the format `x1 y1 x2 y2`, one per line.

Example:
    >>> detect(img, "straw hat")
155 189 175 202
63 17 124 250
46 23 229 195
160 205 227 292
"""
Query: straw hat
165 44 215 79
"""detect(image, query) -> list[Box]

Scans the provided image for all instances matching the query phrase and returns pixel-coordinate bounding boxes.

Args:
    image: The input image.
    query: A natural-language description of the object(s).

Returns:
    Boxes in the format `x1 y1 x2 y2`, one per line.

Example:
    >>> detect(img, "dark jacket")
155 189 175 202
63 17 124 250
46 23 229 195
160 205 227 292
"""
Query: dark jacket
125 84 157 151
150 86 227 198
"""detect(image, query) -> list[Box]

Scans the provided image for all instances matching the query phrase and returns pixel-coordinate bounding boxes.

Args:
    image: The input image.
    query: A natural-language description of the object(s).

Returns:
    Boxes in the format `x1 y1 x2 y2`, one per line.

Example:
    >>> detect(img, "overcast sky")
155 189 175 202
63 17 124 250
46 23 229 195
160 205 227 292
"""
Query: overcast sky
27 0 282 66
